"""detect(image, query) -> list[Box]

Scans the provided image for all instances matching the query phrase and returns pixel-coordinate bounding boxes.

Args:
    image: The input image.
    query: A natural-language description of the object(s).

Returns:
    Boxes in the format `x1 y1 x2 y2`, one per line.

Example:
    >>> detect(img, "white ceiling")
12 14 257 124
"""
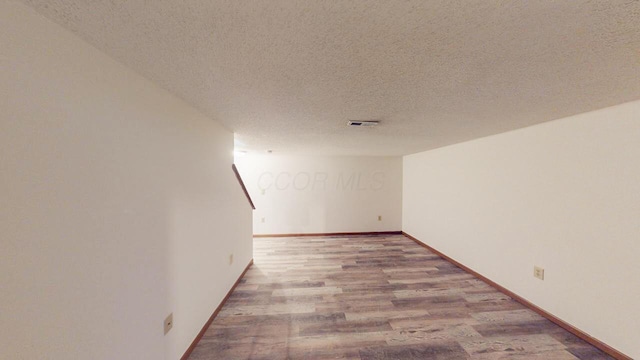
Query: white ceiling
22 0 640 155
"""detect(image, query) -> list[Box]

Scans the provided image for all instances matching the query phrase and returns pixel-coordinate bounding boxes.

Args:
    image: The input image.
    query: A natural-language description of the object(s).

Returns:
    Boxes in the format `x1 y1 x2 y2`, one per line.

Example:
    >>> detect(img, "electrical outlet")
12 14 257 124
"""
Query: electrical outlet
164 313 173 335
261 217 265 223
229 253 234 265
534 266 545 280
378 215 382 221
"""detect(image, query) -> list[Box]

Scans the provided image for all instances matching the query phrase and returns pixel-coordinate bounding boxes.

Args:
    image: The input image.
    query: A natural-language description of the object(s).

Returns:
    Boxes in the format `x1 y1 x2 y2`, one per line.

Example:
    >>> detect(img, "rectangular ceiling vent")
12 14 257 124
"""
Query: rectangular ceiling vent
347 120 379 127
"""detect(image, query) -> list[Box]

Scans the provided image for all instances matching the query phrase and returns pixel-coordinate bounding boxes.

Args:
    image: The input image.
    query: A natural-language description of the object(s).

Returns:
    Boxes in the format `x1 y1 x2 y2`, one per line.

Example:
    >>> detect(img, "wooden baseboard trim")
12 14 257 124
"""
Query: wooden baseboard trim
181 259 254 360
401 232 631 360
253 231 402 238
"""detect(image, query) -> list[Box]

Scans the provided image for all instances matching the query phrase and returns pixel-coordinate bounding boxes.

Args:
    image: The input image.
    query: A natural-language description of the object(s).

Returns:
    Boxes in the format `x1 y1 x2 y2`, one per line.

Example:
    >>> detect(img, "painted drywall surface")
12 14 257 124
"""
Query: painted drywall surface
0 2 252 360
235 155 402 234
403 100 640 358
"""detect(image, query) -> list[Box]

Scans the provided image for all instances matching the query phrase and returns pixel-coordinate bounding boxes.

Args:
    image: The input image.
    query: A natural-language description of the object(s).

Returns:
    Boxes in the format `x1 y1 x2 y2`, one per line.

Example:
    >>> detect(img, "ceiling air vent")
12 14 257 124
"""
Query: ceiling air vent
347 120 379 127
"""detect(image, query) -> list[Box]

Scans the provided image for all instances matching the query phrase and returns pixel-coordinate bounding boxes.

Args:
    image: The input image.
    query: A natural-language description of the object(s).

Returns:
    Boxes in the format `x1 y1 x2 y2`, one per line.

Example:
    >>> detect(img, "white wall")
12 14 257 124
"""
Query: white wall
236 155 402 234
0 2 253 360
403 100 640 359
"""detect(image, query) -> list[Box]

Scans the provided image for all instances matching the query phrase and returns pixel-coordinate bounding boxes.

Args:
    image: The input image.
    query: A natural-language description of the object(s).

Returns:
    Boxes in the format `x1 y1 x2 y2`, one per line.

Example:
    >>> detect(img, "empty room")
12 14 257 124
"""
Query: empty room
1 1 639 359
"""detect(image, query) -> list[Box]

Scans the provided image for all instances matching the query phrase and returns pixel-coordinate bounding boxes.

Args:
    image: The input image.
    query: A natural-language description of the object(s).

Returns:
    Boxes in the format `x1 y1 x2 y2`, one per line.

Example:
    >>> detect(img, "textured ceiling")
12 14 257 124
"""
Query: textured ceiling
21 0 640 155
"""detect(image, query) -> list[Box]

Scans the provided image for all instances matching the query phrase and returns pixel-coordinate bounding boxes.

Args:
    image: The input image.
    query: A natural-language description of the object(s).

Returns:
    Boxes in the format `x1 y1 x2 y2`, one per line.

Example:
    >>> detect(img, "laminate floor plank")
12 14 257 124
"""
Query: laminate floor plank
188 235 614 359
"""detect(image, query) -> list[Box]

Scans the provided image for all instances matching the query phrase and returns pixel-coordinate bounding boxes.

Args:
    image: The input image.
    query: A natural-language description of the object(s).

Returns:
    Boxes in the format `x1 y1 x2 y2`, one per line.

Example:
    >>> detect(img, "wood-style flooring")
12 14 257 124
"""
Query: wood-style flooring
188 234 613 359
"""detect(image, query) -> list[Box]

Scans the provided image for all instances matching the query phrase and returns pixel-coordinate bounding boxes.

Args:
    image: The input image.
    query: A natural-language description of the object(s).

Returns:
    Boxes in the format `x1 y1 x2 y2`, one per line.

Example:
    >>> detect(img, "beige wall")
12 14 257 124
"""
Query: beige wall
0 2 253 359
236 155 402 234
403 100 640 359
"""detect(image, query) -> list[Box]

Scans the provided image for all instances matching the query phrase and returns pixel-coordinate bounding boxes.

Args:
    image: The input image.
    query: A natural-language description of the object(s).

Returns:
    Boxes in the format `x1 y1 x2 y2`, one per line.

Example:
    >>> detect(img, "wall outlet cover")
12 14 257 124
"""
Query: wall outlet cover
164 313 173 335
